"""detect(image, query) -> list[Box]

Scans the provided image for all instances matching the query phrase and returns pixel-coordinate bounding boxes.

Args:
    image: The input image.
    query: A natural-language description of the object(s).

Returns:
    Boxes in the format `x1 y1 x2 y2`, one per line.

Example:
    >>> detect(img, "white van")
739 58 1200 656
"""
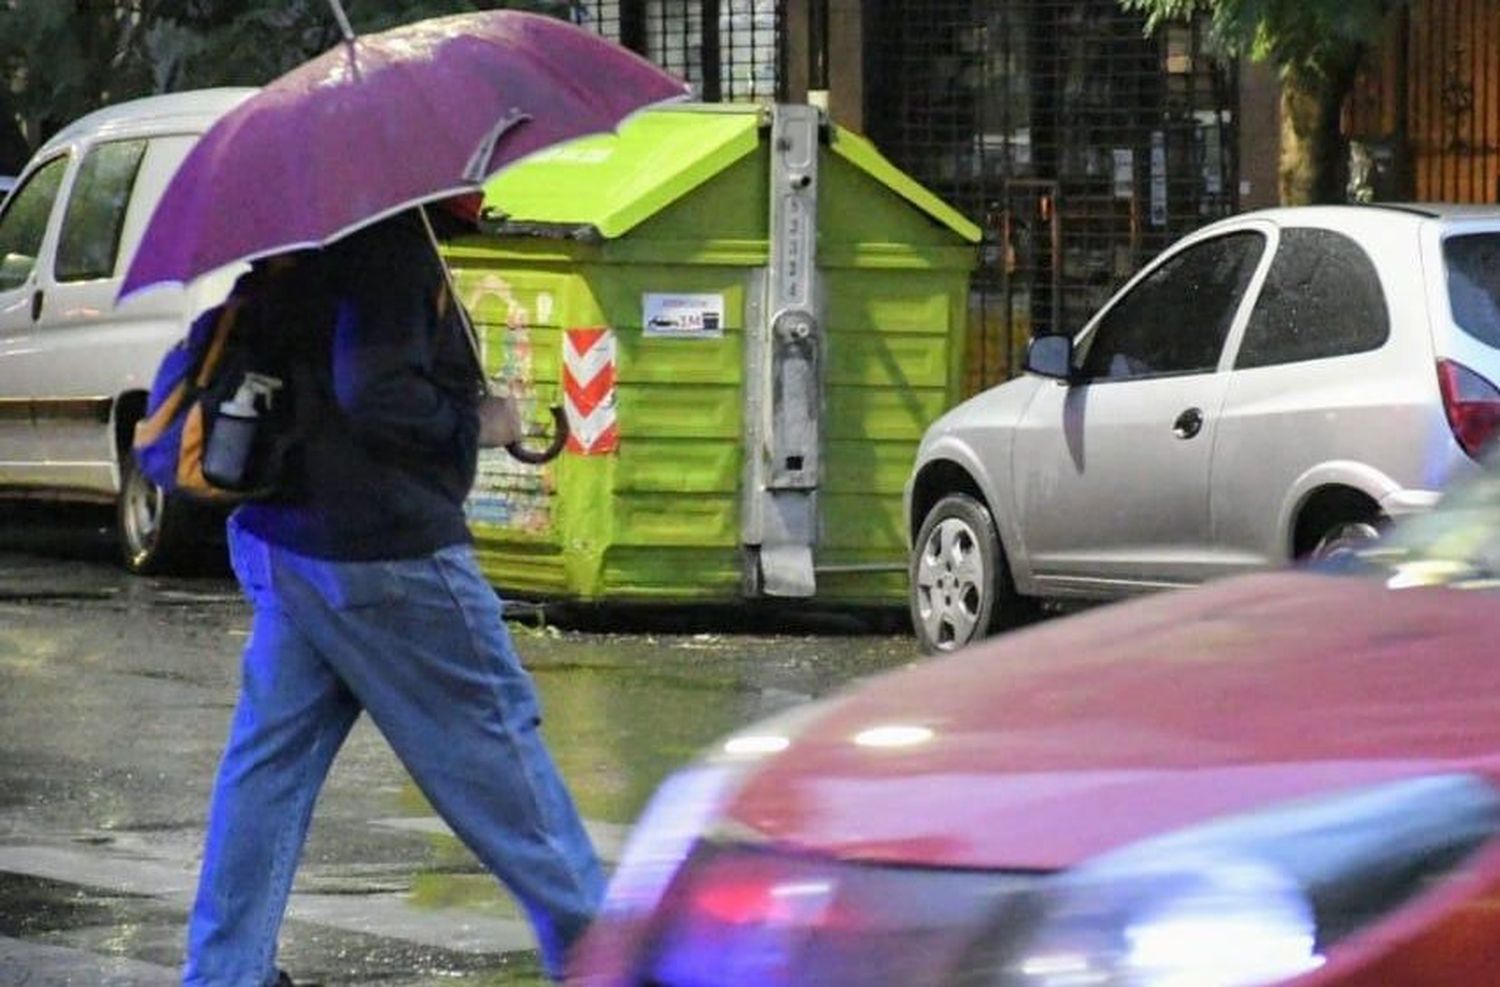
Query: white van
0 88 253 572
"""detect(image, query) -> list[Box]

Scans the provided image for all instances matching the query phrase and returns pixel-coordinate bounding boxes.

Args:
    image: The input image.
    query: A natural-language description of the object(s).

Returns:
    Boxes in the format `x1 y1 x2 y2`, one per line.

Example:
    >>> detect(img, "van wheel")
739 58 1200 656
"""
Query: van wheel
117 456 202 574
910 493 1029 655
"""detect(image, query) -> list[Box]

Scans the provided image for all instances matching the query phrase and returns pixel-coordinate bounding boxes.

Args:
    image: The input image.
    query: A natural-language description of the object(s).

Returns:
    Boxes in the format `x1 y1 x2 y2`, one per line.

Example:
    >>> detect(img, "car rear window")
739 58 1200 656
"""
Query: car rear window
1445 233 1500 348
1235 228 1389 369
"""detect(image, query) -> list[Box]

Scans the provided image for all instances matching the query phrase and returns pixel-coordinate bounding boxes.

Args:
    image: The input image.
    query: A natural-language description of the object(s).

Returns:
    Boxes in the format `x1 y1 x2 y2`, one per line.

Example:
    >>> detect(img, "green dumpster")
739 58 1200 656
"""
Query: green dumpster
443 103 980 605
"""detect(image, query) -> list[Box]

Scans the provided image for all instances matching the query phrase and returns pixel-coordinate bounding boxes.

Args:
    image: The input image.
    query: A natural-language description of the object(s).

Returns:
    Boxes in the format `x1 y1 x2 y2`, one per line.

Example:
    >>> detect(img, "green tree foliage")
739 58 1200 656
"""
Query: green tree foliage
0 0 575 173
0 1 172 170
1120 0 1405 204
169 0 574 90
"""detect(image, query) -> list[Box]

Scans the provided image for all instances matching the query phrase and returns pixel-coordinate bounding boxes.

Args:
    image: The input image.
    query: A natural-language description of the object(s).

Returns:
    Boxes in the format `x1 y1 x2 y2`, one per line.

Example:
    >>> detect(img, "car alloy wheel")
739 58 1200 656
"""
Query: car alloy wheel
1309 520 1383 565
117 454 207 575
910 492 1017 654
915 516 987 650
119 458 165 571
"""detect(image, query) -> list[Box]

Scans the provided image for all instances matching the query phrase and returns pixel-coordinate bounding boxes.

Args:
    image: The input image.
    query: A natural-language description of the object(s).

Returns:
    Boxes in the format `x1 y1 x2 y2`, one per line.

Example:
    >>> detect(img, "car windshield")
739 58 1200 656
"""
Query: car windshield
1349 465 1500 588
1445 233 1500 348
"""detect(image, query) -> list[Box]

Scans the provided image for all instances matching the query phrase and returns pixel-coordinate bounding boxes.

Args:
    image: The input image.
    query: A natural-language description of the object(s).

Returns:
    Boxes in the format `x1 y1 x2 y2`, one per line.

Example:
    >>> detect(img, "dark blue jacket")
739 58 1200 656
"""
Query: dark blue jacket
235 211 481 560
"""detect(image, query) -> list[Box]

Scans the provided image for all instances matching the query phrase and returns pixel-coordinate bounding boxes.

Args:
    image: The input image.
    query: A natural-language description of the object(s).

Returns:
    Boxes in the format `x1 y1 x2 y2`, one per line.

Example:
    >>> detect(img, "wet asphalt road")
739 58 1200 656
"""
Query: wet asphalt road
0 503 918 986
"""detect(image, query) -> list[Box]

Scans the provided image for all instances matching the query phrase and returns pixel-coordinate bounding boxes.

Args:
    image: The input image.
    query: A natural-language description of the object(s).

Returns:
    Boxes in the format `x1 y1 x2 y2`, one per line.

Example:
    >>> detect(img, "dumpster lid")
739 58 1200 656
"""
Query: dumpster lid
481 104 763 240
828 128 982 243
481 104 982 243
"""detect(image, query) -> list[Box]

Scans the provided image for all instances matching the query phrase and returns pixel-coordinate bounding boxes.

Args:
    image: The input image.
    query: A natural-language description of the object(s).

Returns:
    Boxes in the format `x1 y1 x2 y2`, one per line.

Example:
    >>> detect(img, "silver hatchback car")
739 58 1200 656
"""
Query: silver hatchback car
906 204 1500 652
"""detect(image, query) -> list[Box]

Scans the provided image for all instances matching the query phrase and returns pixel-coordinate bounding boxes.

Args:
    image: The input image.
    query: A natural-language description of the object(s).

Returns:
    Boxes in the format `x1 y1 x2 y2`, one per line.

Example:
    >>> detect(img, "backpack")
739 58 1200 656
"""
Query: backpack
132 262 324 503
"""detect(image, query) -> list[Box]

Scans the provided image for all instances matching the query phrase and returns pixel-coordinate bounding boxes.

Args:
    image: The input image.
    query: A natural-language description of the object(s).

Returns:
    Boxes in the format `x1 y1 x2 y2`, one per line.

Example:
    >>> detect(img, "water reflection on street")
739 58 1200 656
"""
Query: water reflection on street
0 501 917 984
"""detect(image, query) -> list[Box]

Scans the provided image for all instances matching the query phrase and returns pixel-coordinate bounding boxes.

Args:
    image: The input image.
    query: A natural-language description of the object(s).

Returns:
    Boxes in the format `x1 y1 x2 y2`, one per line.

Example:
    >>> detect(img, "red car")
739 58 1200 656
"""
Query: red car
570 474 1500 986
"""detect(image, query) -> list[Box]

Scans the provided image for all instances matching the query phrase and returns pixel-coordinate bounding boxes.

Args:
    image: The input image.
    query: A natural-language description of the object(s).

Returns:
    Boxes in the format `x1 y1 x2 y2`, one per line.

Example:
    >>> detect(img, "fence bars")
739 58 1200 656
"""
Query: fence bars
571 0 1239 391
865 0 1239 389
572 0 787 103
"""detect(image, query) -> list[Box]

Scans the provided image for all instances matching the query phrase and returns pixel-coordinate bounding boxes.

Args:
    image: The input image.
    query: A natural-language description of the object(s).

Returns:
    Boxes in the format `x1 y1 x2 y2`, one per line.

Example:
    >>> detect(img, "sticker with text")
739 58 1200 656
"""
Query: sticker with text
643 293 725 338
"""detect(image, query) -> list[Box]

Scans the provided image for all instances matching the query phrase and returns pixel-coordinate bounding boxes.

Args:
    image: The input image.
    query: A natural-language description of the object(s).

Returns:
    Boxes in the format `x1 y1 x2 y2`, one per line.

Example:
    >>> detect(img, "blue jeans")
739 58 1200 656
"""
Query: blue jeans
183 520 604 986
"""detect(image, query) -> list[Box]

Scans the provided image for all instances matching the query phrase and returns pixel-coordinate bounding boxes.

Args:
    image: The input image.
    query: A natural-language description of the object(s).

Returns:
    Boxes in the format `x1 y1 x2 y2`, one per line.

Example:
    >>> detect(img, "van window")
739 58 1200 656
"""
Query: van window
1236 228 1390 369
1445 234 1500 349
112 134 196 272
0 155 68 293
55 139 148 283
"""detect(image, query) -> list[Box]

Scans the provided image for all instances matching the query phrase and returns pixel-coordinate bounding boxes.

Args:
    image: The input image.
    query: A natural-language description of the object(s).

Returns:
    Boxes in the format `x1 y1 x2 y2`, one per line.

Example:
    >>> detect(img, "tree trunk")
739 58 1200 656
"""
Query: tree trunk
0 89 33 175
1278 57 1361 205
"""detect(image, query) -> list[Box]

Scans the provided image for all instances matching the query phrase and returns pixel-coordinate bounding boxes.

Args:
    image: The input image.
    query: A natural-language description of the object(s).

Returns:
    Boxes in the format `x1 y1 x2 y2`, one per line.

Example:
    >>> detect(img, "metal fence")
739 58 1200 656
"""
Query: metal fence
1347 0 1500 204
865 0 1239 388
568 0 1236 388
572 0 786 102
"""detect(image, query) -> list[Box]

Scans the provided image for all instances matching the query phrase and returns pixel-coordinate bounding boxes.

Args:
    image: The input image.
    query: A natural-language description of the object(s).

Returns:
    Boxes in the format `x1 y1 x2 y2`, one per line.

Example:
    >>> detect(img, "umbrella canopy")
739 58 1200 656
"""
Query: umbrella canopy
121 10 687 298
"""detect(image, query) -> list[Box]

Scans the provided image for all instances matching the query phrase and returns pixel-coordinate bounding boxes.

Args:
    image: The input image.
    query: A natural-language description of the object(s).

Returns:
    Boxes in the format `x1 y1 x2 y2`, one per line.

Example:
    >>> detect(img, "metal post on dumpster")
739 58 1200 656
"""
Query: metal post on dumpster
743 104 823 598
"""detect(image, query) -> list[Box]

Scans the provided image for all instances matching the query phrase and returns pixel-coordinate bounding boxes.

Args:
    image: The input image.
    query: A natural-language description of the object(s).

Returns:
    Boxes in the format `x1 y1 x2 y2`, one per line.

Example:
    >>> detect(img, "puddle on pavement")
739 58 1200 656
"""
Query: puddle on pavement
0 873 153 938
0 870 550 985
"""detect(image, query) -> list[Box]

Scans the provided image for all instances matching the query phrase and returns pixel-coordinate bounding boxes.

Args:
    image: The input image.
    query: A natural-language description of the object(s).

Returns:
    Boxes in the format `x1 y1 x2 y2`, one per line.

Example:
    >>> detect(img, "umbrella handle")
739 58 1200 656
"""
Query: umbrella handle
506 404 569 465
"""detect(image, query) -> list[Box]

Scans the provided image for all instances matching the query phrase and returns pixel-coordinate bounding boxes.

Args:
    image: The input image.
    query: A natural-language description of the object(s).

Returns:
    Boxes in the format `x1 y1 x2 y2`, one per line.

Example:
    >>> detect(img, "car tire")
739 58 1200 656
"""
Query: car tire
910 493 1028 655
116 454 206 575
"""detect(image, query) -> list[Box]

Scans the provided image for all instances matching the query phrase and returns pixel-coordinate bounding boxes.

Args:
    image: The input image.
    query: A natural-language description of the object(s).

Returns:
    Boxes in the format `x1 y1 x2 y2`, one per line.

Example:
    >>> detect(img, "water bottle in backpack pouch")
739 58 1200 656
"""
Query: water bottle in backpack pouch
134 260 323 503
201 371 285 491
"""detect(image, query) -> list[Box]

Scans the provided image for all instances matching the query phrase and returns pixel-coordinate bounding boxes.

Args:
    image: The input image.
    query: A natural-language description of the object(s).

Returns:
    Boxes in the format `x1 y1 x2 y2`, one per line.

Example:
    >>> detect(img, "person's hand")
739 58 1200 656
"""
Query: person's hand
478 394 523 449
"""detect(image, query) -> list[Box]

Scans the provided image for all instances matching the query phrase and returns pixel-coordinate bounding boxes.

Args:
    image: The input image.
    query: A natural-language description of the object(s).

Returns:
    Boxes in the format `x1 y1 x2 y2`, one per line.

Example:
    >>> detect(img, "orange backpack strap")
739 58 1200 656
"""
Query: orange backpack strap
194 300 241 388
133 300 241 450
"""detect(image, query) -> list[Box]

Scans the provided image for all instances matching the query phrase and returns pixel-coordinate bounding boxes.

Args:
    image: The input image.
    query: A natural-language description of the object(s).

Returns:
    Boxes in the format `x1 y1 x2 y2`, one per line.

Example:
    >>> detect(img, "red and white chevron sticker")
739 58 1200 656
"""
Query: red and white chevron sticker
563 327 618 455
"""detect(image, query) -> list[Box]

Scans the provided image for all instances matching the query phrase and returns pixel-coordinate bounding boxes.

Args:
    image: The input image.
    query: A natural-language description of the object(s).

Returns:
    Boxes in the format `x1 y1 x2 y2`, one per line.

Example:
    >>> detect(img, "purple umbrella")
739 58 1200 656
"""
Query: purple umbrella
121 9 688 297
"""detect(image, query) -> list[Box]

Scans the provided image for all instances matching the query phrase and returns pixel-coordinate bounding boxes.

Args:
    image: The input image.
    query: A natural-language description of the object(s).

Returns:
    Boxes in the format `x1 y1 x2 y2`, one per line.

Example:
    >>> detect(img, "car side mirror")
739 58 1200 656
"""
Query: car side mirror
0 252 33 293
1025 334 1074 382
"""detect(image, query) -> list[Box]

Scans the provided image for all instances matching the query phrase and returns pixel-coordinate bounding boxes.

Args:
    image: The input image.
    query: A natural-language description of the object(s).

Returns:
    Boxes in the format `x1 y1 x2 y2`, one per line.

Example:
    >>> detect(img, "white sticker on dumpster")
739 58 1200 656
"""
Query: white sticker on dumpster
643 293 725 338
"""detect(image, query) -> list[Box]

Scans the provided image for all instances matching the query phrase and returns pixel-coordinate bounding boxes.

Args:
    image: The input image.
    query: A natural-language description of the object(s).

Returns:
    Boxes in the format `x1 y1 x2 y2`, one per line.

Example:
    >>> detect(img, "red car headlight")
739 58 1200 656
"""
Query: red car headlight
958 774 1500 987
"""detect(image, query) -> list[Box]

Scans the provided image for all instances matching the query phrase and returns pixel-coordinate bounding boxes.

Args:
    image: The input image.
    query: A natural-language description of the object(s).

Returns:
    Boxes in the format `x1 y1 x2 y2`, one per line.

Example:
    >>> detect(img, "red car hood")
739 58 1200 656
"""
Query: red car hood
725 572 1500 871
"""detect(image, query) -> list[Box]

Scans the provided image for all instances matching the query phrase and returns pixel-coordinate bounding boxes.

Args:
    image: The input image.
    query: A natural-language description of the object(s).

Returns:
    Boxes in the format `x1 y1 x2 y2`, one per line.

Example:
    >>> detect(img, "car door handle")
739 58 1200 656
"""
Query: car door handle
30 289 43 321
1173 407 1204 439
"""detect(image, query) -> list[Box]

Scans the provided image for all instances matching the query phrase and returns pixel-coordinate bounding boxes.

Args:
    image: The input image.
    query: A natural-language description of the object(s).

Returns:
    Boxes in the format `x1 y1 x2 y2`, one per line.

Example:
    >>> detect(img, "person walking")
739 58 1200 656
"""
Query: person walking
181 209 603 987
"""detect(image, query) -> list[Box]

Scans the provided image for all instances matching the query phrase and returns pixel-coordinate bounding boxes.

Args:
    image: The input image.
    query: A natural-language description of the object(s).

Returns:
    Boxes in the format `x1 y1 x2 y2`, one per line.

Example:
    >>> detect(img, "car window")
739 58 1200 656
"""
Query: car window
113 134 196 274
1444 233 1500 349
0 155 69 293
1236 228 1390 369
55 139 148 283
1079 231 1265 381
